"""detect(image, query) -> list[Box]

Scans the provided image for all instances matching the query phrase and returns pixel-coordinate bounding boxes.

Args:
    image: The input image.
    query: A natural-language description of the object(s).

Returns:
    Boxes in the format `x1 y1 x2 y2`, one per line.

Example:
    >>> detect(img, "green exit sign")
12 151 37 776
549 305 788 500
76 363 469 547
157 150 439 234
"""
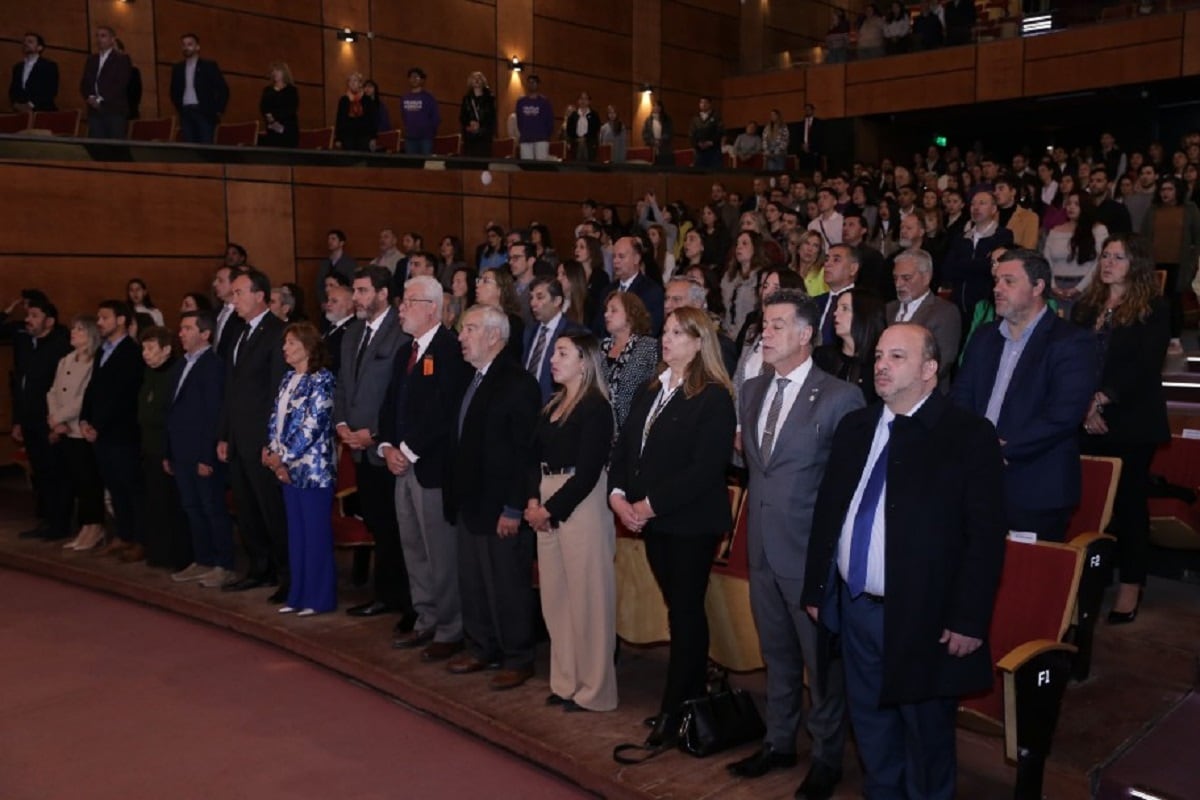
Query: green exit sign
934 136 948 147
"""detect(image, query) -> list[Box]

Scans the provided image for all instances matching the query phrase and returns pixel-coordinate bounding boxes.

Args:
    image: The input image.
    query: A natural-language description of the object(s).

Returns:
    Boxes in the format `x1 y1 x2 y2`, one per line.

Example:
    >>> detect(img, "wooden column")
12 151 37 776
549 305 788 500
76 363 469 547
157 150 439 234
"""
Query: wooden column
322 0 371 128
631 0 661 153
739 0 767 75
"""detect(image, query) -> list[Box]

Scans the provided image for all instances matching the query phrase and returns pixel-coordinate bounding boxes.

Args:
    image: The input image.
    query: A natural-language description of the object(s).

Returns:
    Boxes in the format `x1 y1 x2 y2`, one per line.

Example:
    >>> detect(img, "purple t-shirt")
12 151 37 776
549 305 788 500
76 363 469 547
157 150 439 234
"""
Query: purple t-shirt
516 94 554 143
400 89 441 140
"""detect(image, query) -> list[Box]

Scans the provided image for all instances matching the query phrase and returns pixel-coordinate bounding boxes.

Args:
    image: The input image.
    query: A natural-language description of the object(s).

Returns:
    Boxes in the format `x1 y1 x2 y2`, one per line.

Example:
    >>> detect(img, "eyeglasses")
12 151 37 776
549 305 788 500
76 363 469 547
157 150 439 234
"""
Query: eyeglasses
1099 252 1128 262
400 298 434 307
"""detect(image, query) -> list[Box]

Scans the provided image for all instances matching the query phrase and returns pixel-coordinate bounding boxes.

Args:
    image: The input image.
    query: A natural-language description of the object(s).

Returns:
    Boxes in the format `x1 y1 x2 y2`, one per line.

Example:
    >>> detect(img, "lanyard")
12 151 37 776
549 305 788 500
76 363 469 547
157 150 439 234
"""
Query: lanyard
640 381 681 454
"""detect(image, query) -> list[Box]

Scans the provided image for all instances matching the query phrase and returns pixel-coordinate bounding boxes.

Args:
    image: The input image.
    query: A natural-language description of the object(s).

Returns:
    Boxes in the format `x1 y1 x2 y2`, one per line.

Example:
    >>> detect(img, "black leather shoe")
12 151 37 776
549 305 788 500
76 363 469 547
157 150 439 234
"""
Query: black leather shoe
346 600 396 617
18 525 51 540
562 700 591 713
727 745 798 778
222 575 268 592
1107 587 1144 625
393 611 418 634
546 693 567 706
795 760 842 800
645 712 682 748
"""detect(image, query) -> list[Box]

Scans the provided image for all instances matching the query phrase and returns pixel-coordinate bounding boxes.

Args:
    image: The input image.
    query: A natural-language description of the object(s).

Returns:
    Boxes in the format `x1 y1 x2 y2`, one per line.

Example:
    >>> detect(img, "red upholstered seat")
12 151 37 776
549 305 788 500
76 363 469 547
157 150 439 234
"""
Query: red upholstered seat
673 148 694 167
490 137 515 158
128 117 174 142
432 134 461 156
0 111 32 134
297 127 334 150
1066 456 1120 539
374 129 401 153
1149 436 1200 549
332 444 372 547
215 121 259 146
712 485 749 579
547 140 567 160
33 110 80 136
626 146 653 163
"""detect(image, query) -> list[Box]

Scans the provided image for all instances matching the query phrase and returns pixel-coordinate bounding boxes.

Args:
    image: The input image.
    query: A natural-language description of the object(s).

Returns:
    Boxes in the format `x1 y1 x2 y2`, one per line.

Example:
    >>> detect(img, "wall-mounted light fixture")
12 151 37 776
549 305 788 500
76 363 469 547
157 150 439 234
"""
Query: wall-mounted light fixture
508 55 523 72
641 83 653 95
337 27 358 43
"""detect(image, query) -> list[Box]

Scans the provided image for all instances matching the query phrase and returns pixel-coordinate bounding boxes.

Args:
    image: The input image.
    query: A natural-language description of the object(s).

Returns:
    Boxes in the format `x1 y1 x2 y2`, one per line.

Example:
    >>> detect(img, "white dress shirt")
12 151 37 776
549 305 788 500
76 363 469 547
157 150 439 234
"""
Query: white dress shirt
527 311 562 373
182 57 199 107
894 291 930 323
94 48 112 101
376 324 440 463
755 358 814 450
214 303 235 346
21 55 38 90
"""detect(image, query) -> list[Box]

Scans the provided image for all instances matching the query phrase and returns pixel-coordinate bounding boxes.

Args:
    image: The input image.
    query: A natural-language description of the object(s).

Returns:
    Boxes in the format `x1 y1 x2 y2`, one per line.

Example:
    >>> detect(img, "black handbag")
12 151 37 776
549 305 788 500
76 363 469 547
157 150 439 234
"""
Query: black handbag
677 679 765 758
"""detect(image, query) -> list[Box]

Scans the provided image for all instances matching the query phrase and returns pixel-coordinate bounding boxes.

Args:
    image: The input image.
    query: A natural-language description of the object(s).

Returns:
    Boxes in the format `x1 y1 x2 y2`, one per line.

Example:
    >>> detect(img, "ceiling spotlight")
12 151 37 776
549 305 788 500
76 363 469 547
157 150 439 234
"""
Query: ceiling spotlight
337 27 358 43
508 55 523 72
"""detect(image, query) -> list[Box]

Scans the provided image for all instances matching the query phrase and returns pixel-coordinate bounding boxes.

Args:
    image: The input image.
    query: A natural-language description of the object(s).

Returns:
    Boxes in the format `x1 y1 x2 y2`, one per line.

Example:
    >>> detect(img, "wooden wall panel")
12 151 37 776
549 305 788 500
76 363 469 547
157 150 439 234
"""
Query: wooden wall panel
805 63 845 119
1023 41 1182 97
1023 12 1180 60
291 185 463 261
496 0 534 132
226 179 296 279
371 0 498 59
845 69 976 118
1182 10 1200 77
661 0 737 58
534 0 633 36
533 17 632 83
181 0 323 25
846 47 974 85
0 0 90 52
975 38 1023 103
0 164 225 256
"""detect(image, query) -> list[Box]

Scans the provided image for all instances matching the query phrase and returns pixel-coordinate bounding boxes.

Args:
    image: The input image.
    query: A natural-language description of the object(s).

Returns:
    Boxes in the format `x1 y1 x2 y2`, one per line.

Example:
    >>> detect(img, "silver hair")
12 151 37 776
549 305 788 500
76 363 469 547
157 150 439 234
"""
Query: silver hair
405 275 444 315
894 248 933 275
668 277 708 309
465 303 510 343
275 285 295 309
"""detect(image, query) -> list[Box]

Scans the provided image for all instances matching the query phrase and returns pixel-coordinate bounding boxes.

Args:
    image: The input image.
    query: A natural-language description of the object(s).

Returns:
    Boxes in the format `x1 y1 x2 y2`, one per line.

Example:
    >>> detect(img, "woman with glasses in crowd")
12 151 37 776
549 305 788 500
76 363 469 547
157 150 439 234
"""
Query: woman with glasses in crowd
474 267 525 362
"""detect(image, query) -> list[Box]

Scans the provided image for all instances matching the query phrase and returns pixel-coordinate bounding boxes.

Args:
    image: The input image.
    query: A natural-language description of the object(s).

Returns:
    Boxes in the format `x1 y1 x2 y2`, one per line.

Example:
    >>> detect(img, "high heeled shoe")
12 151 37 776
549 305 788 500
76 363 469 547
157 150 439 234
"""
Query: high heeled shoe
70 525 106 552
61 532 84 550
1107 587 1144 625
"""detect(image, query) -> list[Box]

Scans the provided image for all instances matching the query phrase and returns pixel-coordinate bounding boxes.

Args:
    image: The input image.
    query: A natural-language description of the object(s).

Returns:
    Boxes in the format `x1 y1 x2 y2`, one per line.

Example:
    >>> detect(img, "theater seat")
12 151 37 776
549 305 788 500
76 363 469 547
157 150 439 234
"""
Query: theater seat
432 134 461 156
1149 436 1200 550
959 539 1083 800
1064 456 1120 680
374 129 401 153
614 512 669 644
547 140 566 160
490 137 515 158
673 148 695 167
596 143 612 164
706 484 763 671
332 444 373 586
626 146 653 163
33 110 80 137
128 117 175 142
215 121 259 146
0 111 31 134
297 127 334 150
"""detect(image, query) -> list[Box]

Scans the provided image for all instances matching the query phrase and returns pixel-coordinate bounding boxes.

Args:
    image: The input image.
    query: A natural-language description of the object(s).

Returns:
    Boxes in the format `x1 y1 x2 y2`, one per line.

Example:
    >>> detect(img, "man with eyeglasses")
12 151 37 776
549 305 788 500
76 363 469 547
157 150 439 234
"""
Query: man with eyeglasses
507 241 537 329
886 249 960 393
952 248 1094 542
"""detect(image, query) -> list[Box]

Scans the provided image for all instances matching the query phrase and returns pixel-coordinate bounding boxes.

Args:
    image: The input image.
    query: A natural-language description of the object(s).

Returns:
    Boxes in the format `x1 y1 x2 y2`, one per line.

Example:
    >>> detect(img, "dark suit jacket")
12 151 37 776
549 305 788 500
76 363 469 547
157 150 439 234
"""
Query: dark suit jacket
522 314 586 403
335 309 408 466
12 325 69 430
1074 298 1171 445
322 317 353 376
80 336 144 445
80 50 132 115
952 309 1095 514
885 293 963 390
170 58 229 120
217 312 286 457
378 326 473 489
592 274 665 337
446 355 541 536
801 391 1007 705
609 380 736 537
214 312 247 364
164 348 225 467
9 57 59 110
944 225 1014 315
565 108 601 153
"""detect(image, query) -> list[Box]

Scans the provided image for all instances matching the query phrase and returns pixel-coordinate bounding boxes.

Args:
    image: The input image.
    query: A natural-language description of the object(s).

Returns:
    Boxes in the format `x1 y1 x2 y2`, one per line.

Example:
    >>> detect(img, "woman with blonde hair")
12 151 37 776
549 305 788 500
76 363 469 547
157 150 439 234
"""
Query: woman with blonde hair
525 332 618 712
762 108 790 172
609 306 736 748
261 62 299 148
51 315 107 551
460 71 497 158
791 229 828 296
334 72 377 152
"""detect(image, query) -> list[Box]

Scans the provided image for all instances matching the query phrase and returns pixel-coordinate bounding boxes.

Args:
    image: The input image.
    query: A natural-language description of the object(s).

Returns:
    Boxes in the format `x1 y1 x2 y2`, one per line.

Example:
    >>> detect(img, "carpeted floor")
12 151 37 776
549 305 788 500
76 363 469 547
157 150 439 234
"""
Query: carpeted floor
0 569 588 800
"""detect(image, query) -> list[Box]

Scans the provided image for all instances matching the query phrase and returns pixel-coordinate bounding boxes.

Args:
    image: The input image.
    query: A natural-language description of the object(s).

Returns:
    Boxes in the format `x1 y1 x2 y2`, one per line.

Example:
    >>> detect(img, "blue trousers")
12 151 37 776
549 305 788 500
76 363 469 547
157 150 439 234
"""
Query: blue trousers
282 484 337 613
173 461 234 569
179 107 215 144
405 137 433 156
694 148 721 169
840 582 958 800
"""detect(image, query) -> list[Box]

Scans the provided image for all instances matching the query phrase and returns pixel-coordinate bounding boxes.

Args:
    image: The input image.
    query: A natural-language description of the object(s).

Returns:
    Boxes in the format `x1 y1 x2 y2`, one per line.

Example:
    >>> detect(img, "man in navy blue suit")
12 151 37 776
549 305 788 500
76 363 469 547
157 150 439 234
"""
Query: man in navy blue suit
952 248 1095 541
593 236 664 337
169 33 228 144
522 277 585 404
165 311 234 587
811 244 858 346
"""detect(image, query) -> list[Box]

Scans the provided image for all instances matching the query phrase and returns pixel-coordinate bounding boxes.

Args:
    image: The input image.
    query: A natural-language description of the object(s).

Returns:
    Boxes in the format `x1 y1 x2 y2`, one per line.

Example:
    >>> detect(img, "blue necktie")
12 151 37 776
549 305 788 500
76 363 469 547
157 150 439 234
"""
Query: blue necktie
847 421 891 598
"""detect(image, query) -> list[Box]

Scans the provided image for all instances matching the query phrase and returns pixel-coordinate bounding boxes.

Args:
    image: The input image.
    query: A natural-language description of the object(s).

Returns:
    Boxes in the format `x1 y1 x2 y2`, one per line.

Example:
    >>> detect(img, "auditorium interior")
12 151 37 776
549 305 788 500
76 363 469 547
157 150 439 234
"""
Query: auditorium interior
3 1 1200 799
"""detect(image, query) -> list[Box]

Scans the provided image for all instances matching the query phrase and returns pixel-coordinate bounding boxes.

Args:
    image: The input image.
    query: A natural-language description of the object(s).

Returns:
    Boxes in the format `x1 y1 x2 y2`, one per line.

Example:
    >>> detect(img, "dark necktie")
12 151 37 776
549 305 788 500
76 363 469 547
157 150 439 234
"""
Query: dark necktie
406 340 419 374
458 370 484 436
233 325 250 365
526 325 550 375
821 293 839 345
847 421 892 598
759 377 790 461
354 326 372 377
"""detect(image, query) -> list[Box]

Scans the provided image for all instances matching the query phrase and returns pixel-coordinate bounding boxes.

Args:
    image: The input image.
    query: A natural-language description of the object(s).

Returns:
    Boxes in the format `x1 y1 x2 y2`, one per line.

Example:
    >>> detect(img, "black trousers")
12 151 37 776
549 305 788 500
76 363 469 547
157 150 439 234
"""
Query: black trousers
59 437 105 526
22 421 61 525
94 439 144 544
355 459 412 611
644 530 720 714
1082 439 1157 585
143 453 193 570
1156 262 1184 339
457 521 535 670
229 445 288 582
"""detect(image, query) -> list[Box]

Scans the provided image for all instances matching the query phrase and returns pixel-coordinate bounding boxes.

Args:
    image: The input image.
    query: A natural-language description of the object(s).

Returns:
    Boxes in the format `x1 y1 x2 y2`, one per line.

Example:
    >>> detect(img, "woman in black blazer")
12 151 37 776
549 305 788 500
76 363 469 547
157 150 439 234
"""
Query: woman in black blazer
609 306 736 747
1073 232 1170 624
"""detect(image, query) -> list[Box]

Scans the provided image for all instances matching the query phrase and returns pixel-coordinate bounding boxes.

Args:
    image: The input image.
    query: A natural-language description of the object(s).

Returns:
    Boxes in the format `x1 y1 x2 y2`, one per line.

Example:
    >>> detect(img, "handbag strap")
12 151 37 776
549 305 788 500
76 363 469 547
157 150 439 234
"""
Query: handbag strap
612 741 671 765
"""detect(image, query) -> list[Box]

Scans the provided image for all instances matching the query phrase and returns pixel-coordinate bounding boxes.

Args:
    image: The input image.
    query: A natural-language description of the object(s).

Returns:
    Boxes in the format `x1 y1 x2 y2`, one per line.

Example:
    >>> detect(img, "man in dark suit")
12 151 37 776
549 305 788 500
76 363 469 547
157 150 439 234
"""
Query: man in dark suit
216 269 288 597
886 248 962 391
522 277 585 403
81 300 145 557
842 212 890 301
336 267 414 628
165 311 234 588
799 104 822 171
379 276 474 659
944 189 1014 317
812 245 858 346
79 25 131 139
211 264 247 362
170 33 229 144
593 236 664 337
9 32 59 112
953 248 1095 541
728 290 864 799
1088 165 1133 235
802 323 1006 800
11 295 70 539
321 283 355 375
445 304 541 690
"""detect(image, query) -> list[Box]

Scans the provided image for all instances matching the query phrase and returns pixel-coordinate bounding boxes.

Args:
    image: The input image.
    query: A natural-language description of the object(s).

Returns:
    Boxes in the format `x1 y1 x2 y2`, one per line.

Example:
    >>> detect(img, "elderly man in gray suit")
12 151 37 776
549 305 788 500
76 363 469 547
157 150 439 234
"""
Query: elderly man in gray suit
728 289 864 800
886 248 962 392
336 266 416 631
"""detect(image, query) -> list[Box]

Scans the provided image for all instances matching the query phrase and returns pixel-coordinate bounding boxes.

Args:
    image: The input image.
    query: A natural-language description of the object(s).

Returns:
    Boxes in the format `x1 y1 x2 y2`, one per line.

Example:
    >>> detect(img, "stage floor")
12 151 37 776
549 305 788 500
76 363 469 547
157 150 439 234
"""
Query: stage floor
2 494 1198 799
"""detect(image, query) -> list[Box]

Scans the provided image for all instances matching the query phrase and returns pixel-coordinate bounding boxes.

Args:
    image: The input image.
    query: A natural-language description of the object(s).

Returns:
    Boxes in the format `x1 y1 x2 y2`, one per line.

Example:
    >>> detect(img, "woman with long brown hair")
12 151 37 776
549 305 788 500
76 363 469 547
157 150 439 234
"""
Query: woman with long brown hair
474 267 525 362
609 306 735 748
1073 233 1170 624
720 230 770 339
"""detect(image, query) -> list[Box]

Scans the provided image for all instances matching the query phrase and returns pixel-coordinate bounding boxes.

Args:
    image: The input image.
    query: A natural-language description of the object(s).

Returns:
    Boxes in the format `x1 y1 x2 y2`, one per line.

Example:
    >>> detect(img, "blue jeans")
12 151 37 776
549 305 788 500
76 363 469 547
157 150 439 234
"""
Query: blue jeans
406 137 433 156
179 107 215 144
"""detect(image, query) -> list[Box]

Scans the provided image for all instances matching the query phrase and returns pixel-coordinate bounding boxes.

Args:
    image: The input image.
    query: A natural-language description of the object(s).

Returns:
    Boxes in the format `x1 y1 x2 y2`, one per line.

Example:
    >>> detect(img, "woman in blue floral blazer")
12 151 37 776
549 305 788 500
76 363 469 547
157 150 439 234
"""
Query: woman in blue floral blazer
263 322 337 615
